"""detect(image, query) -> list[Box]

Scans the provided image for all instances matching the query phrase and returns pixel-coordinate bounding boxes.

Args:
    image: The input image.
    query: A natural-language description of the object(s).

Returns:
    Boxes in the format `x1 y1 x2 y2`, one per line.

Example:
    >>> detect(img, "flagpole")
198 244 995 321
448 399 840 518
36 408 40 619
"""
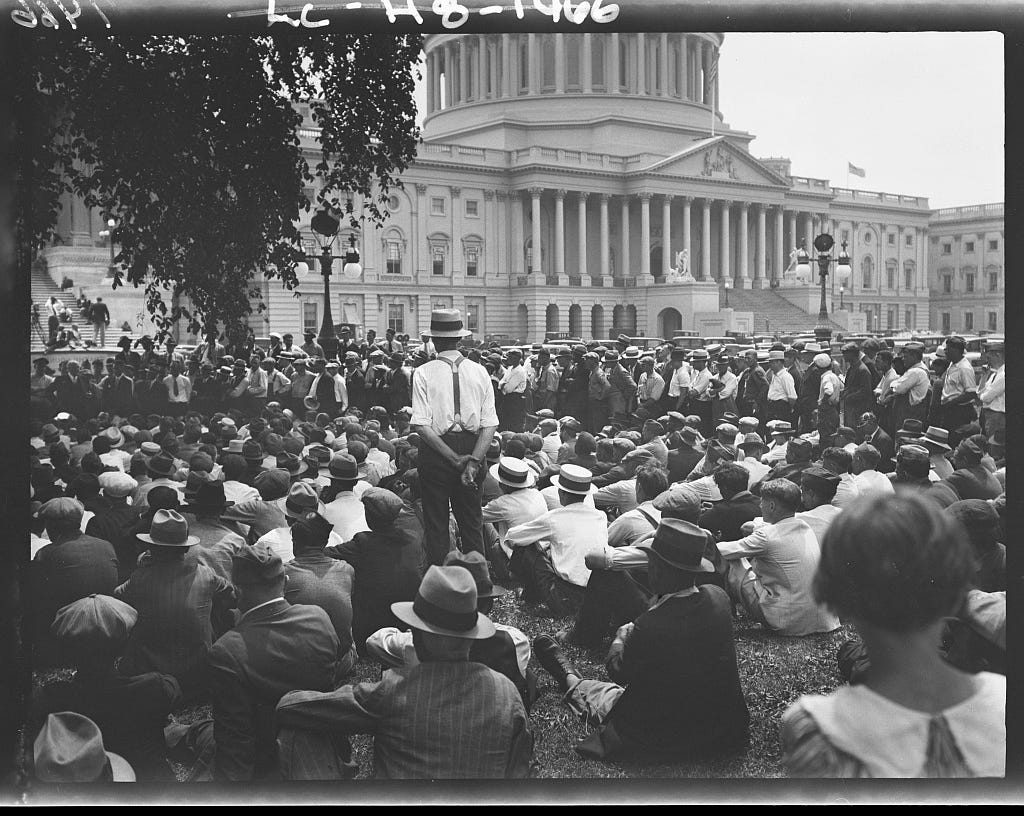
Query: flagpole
710 76 716 137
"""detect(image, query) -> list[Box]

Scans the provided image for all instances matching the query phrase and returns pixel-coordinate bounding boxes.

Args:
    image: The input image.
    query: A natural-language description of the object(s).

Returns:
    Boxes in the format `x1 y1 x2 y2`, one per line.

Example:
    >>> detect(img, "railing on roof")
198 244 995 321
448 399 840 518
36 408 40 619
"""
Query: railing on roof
931 203 1004 220
831 187 929 208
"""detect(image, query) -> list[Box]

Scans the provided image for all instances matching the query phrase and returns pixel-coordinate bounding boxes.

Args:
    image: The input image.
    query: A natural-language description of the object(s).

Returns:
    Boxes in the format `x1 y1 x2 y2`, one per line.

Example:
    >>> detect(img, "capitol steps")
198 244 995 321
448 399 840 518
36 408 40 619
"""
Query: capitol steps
719 282 845 336
29 265 129 354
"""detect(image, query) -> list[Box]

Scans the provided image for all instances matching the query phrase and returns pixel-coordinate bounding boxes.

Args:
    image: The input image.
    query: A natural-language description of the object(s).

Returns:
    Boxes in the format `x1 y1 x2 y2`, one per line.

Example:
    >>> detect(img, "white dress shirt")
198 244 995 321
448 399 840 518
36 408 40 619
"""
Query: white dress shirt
831 473 861 509
942 357 978 401
593 479 638 514
852 469 896 499
499 364 528 395
482 488 549 548
163 373 192 403
767 368 797 402
606 501 661 548
667 365 692 398
365 623 531 678
819 370 842 404
978 365 1005 413
506 503 608 587
322 490 371 542
541 432 561 463
890 362 931 405
689 367 713 401
410 351 499 434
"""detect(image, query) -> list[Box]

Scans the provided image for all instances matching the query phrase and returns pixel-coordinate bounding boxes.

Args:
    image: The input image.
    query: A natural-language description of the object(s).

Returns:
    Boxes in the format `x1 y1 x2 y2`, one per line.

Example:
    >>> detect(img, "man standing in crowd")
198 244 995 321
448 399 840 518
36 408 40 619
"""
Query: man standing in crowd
977 340 1004 462
90 297 110 347
410 309 498 565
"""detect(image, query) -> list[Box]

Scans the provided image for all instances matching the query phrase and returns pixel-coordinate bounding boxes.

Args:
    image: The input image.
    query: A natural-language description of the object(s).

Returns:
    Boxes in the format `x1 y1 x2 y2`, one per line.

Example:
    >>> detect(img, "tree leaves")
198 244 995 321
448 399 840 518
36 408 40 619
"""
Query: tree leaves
16 32 423 339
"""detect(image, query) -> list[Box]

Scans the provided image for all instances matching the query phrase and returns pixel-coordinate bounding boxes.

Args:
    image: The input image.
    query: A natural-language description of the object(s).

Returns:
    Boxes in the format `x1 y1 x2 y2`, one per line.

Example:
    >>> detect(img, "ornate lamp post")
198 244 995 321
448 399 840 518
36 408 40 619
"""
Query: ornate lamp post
98 217 117 277
839 285 845 310
795 234 852 345
300 208 361 361
723 278 731 308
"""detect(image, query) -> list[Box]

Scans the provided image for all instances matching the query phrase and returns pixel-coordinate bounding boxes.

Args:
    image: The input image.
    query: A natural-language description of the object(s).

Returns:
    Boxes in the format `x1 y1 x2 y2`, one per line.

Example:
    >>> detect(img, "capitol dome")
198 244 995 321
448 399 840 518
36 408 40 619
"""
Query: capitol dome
421 33 746 155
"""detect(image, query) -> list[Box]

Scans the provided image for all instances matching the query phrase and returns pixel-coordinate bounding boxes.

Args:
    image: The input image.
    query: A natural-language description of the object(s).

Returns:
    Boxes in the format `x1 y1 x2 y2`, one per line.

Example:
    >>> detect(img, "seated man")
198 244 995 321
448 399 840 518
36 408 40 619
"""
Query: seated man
365 550 536 710
698 463 762 543
796 466 842 544
605 465 667 548
275 566 533 779
753 436 814 492
324 487 425 652
850 443 895 499
533 517 750 761
481 456 548 562
666 426 703 483
820 447 860 509
506 464 608 617
716 479 841 636
735 433 771 486
166 542 344 781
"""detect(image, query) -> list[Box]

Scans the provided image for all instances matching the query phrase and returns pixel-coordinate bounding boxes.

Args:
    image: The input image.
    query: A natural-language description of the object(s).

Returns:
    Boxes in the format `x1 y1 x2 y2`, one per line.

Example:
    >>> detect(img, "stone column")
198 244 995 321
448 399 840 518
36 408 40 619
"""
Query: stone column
738 202 750 287
555 35 566 93
682 196 692 272
415 184 427 279
700 198 711 280
610 33 620 93
554 189 566 278
530 188 543 275
528 34 539 95
640 192 652 278
511 192 524 277
477 36 487 99
661 195 673 276
459 39 468 104
577 192 589 278
495 191 508 278
620 195 630 278
636 34 646 94
489 39 499 100
443 45 453 108
501 34 512 97
678 35 687 99
582 34 593 92
756 204 767 283
787 210 796 264
426 54 436 113
700 41 709 104
773 206 784 286
599 194 610 278
719 200 731 282
659 33 669 96
804 212 814 255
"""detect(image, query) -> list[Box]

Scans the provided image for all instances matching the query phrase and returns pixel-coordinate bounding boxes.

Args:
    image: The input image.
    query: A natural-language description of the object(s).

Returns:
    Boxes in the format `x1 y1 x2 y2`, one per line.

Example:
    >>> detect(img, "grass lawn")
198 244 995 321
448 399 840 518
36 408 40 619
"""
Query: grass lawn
31 592 855 782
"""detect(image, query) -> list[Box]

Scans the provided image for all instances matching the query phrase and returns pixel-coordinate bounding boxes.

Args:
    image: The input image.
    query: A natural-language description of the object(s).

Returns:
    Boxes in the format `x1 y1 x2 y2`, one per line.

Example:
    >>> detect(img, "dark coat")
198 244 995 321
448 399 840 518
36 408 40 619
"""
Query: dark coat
841 358 875 422
698 491 762 543
667 445 704 483
208 599 343 780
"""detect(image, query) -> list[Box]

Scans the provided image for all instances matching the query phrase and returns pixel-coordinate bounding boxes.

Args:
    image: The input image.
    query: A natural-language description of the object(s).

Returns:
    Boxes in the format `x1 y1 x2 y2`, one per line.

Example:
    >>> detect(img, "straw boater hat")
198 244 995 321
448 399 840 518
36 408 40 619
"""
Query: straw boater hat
391 565 496 640
489 456 537 489
427 308 472 338
550 463 596 496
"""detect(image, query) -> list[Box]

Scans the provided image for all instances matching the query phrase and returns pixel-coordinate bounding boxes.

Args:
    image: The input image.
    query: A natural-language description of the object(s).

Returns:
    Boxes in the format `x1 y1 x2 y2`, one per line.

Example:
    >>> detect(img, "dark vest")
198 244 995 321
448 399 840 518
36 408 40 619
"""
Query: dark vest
469 630 532 710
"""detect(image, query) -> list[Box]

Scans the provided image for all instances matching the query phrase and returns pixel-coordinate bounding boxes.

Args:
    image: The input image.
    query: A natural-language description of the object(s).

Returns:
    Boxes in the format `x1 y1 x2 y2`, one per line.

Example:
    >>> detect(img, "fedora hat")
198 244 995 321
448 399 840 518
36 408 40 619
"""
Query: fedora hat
391 566 496 640
275 451 309 477
444 549 508 599
284 481 321 519
328 453 360 481
428 308 472 338
99 426 124 448
678 426 700 445
303 396 320 411
637 518 715 573
550 463 595 496
767 349 786 362
183 469 216 498
221 438 245 455
137 509 199 548
921 426 952 451
304 444 333 470
34 712 135 783
184 480 233 512
146 451 178 478
489 456 537 489
738 432 768 450
242 440 265 463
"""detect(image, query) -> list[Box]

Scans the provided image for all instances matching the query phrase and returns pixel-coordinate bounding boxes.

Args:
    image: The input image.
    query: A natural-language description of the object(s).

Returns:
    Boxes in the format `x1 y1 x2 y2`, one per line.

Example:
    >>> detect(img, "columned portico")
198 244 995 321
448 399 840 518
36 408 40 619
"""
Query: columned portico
577 192 589 279
682 197 692 273
530 187 543 275
554 189 566 277
639 192 652 280
756 204 767 283
738 202 750 288
700 198 712 280
599 194 610 279
661 195 673 276
719 200 731 282
620 195 631 279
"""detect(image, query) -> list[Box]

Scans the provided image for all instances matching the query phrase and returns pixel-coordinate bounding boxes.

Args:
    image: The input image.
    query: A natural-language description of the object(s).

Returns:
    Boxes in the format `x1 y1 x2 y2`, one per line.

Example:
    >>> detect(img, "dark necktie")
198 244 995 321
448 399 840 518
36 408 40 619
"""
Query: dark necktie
172 376 179 397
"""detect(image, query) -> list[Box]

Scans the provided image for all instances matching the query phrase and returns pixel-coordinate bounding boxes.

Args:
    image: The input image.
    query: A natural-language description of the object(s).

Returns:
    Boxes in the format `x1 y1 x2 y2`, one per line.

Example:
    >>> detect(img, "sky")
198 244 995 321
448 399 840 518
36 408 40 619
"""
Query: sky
412 32 1003 210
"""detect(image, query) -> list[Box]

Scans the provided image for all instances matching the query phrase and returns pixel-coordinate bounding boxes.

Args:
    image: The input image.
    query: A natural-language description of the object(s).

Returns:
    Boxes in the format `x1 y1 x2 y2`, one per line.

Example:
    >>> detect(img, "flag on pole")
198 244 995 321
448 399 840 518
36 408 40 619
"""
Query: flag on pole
847 162 866 178
707 52 719 135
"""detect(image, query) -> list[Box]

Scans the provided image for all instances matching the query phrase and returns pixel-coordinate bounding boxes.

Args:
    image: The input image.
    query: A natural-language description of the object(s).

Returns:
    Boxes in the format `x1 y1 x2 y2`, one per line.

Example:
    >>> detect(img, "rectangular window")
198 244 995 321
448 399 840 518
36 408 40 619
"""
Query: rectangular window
943 275 952 294
887 308 894 330
465 200 479 217
432 247 446 276
466 303 480 333
387 304 404 334
965 274 975 293
841 229 850 243
965 241 975 253
941 312 951 332
905 233 913 247
386 241 401 275
942 243 952 255
989 272 999 291
591 39 605 90
887 233 895 246
886 268 895 290
430 197 445 216
964 312 974 331
905 309 912 329
302 302 318 335
905 269 913 290
989 312 998 331
466 248 479 277
989 239 998 251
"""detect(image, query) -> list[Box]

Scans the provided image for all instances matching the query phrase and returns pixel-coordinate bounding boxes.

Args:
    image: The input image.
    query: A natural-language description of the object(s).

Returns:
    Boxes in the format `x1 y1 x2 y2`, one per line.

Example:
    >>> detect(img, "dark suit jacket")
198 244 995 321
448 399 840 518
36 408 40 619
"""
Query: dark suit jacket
585 586 749 759
737 366 768 416
841 359 875 420
667 445 704 483
208 599 342 780
699 491 762 542
863 426 894 473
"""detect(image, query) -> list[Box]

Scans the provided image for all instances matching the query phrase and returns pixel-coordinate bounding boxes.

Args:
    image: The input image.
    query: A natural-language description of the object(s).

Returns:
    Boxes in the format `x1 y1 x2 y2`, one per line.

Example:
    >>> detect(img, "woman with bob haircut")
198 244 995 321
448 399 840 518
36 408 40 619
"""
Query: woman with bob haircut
780 492 1005 778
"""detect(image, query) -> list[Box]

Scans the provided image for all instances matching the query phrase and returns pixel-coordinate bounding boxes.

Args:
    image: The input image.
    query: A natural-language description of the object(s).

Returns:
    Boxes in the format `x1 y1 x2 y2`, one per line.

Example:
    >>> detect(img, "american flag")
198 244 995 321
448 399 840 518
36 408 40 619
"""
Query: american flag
706 52 719 89
848 162 866 178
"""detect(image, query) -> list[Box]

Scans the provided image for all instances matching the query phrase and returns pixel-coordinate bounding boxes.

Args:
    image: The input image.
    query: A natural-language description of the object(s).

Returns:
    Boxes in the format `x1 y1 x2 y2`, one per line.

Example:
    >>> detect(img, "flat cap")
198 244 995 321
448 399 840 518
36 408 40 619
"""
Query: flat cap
360 486 404 524
896 444 930 465
841 342 860 354
232 542 285 584
946 498 1000 529
652 485 702 517
51 594 137 647
38 497 85 525
800 465 841 492
97 471 137 499
254 468 290 500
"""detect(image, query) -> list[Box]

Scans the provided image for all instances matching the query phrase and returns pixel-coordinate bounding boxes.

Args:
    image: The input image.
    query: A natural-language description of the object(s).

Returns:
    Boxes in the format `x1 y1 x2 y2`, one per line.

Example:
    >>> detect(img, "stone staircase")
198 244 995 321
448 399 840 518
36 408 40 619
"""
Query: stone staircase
720 282 844 335
31 264 112 353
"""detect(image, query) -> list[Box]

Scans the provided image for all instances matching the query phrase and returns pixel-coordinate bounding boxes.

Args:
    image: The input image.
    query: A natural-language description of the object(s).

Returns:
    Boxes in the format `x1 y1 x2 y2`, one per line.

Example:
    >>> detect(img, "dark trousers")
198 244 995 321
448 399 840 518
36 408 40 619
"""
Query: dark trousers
692 399 713 437
765 400 793 426
509 545 584 618
571 568 651 646
500 393 526 432
418 431 486 566
587 399 609 435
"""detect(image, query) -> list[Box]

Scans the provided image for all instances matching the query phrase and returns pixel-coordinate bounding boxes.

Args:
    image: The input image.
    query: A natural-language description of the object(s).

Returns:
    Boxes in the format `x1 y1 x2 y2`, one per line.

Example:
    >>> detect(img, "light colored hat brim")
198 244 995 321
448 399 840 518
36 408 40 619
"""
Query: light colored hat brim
550 475 597 496
391 601 496 640
427 328 472 338
488 462 537 488
107 751 136 782
136 533 199 548
921 438 952 452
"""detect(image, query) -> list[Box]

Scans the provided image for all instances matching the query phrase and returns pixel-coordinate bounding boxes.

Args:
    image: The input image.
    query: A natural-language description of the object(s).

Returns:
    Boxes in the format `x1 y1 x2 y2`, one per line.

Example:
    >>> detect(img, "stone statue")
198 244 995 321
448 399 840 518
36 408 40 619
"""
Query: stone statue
669 249 695 282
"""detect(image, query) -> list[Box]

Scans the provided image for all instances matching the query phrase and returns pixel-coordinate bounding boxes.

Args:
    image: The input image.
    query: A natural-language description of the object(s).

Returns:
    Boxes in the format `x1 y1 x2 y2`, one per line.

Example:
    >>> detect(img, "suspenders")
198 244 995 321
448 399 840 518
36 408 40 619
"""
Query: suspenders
438 355 468 434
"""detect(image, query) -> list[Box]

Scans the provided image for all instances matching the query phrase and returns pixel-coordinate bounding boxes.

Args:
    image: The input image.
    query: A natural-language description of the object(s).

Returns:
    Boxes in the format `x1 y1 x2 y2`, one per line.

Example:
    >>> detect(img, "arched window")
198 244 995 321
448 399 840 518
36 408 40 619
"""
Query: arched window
566 36 581 90
591 37 605 91
545 303 560 333
568 303 582 336
626 305 638 335
612 304 625 333
516 304 529 342
592 304 605 339
382 228 405 276
861 256 873 289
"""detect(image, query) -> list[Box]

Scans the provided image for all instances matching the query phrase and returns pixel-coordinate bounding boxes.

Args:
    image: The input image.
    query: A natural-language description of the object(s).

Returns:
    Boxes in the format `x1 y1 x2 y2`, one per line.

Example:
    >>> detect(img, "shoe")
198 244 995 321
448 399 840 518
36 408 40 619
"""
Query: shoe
552 629 572 646
532 635 579 690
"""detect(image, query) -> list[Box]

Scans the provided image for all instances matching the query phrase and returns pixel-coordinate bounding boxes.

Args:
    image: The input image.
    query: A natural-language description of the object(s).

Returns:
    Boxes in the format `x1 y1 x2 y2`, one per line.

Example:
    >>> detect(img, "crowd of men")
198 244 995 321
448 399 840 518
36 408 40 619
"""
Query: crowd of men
28 310 1006 781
